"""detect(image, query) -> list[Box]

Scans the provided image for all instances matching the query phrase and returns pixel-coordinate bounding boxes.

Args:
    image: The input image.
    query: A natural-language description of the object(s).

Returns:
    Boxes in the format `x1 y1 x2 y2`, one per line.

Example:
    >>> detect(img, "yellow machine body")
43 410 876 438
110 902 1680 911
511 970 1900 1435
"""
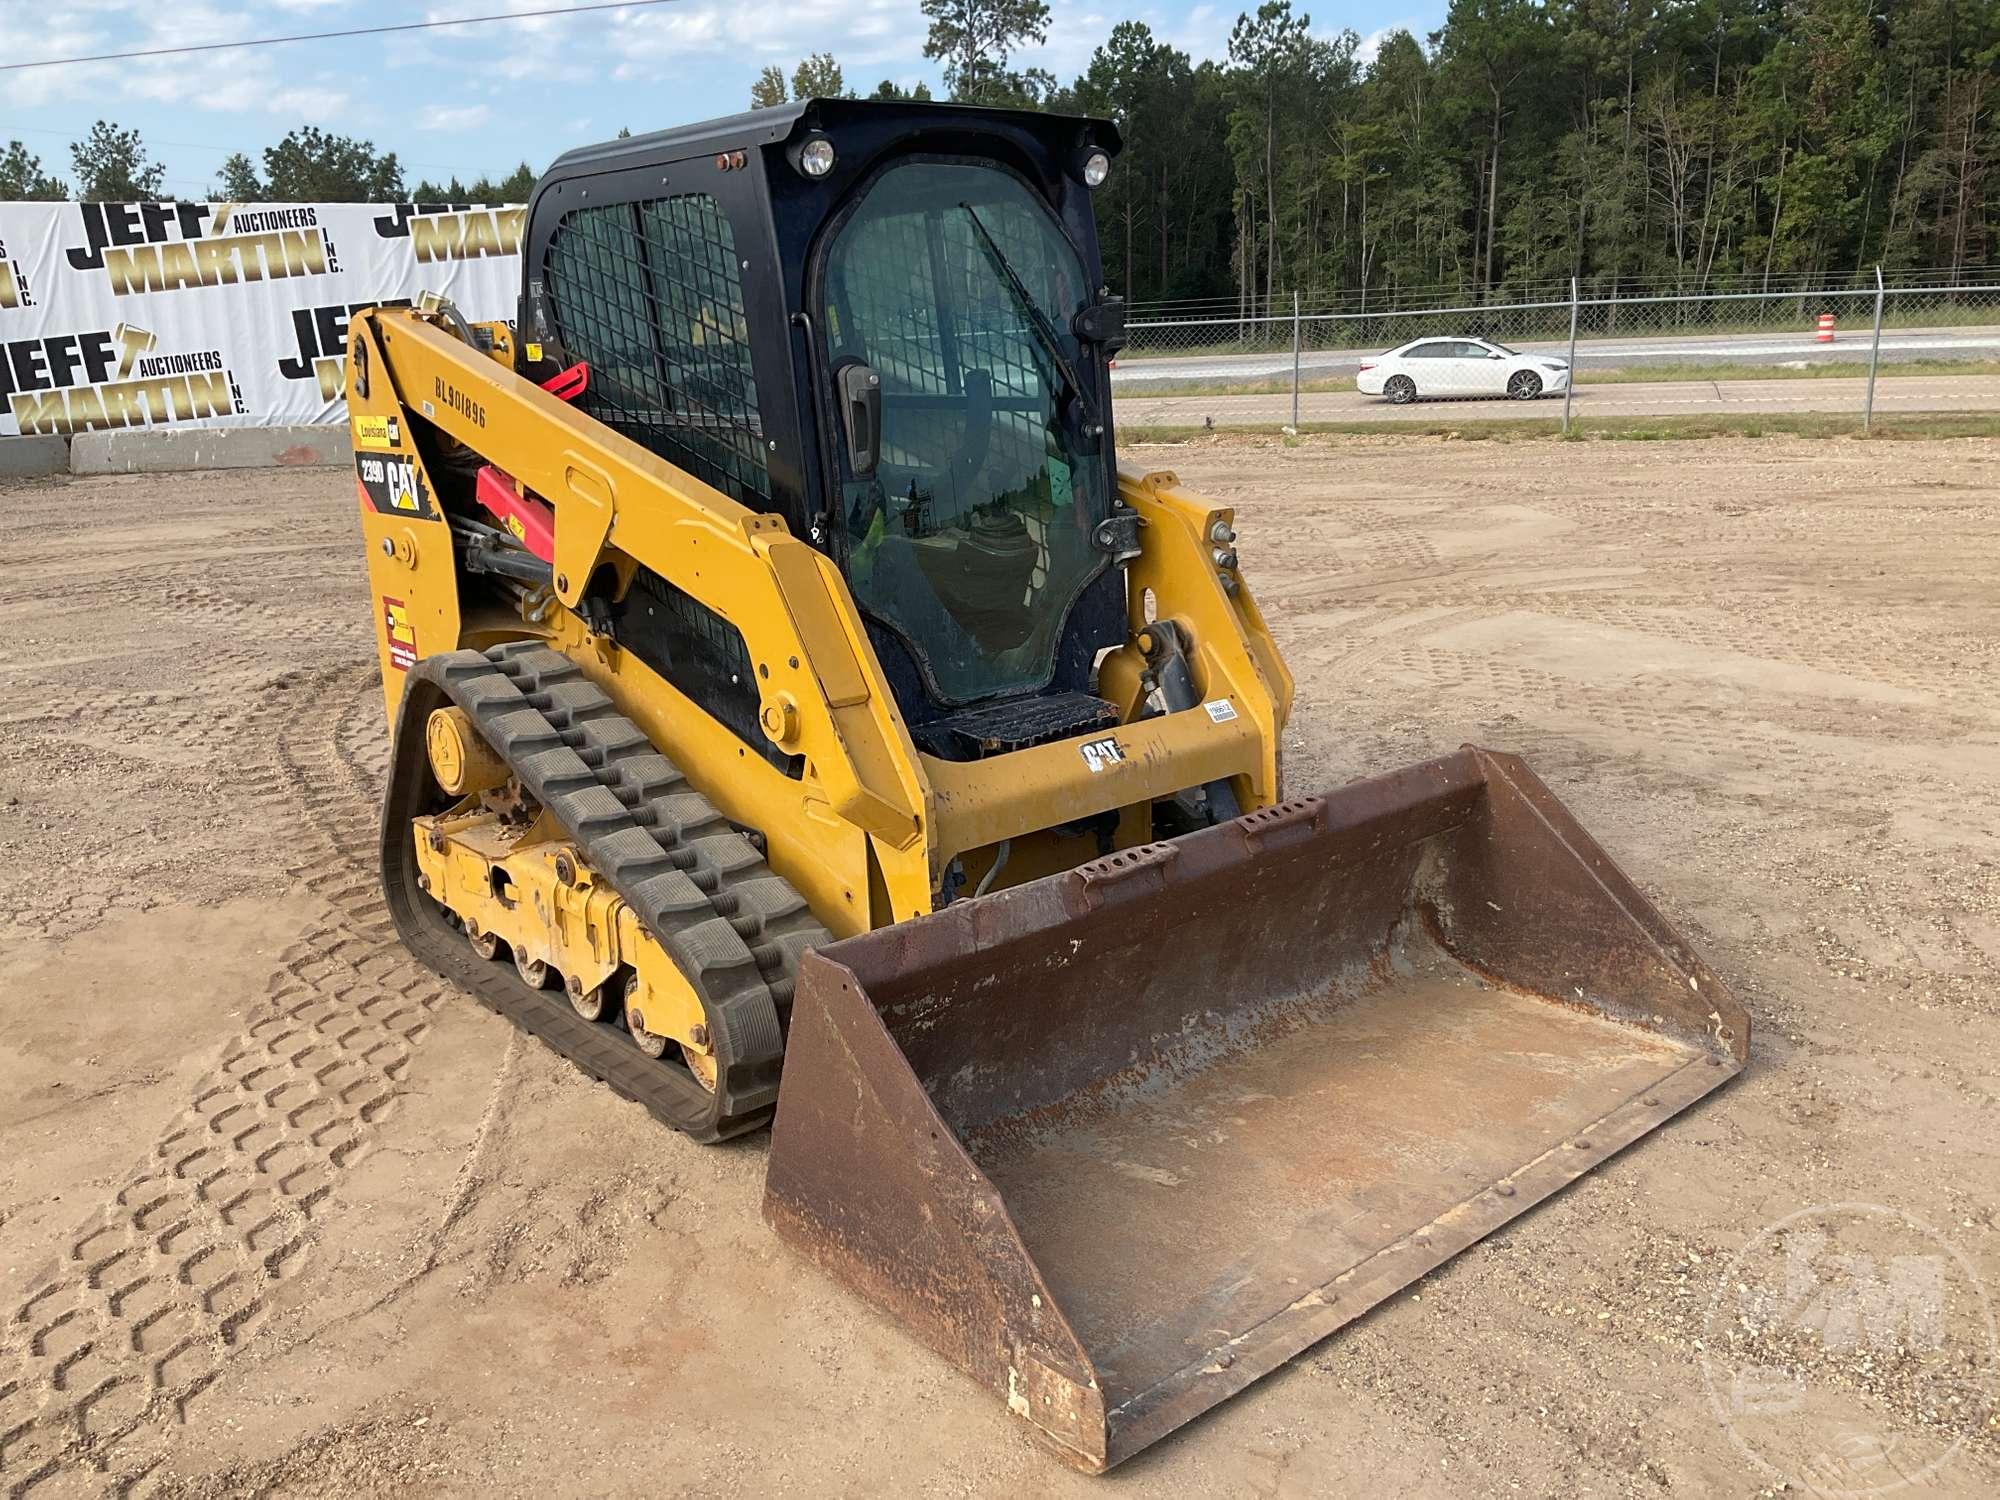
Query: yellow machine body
352 308 1293 946
347 100 1743 1473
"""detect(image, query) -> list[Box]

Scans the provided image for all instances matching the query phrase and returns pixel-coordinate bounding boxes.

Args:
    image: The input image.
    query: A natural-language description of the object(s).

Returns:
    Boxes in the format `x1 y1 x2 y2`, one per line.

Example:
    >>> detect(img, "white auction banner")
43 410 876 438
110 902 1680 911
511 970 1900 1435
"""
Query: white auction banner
0 201 523 438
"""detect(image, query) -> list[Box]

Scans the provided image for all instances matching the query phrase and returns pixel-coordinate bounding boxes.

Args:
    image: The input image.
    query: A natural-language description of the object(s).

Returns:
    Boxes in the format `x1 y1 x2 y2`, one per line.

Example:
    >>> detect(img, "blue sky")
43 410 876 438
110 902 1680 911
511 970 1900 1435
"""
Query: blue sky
1 0 1441 198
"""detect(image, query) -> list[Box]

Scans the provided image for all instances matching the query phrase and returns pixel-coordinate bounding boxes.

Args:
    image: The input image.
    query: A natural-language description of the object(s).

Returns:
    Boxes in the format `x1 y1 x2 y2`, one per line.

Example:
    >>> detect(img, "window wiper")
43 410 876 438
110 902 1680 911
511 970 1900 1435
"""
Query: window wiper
958 202 1102 437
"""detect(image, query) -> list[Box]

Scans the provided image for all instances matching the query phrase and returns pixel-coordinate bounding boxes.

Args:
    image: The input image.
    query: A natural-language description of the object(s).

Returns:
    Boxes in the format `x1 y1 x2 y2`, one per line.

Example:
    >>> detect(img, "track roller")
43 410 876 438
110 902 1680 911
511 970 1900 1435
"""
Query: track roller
624 979 671 1060
567 973 616 1022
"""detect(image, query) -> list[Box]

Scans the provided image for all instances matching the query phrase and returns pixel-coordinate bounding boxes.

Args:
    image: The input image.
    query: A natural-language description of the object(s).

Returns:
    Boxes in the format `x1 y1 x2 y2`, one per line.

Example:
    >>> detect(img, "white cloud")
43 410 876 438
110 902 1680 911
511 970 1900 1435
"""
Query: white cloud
344 0 927 103
1158 4 1235 64
267 86 352 122
115 49 347 121
608 0 917 74
0 3 331 113
0 13 118 108
143 0 256 49
420 103 496 131
1356 19 1423 68
421 0 616 43
1035 4 1118 78
1027 1 1234 77
1022 1 1412 78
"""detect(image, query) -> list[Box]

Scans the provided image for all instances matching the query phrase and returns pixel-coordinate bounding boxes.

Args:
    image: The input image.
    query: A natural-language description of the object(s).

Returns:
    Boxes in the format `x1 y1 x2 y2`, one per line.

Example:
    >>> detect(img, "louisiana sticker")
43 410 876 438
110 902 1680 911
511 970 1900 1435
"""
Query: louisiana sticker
353 413 400 450
382 597 417 671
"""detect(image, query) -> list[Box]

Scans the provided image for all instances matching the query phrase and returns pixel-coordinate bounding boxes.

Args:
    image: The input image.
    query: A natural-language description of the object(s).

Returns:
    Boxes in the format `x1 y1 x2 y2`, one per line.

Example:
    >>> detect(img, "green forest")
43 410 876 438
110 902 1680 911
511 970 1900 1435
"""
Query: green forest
1094 0 1999 308
852 0 2000 309
4 1 1992 310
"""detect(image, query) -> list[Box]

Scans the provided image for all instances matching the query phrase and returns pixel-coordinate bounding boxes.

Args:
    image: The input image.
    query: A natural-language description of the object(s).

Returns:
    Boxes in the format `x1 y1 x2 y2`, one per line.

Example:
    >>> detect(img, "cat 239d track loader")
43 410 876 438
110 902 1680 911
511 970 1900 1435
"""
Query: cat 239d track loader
347 99 1747 1471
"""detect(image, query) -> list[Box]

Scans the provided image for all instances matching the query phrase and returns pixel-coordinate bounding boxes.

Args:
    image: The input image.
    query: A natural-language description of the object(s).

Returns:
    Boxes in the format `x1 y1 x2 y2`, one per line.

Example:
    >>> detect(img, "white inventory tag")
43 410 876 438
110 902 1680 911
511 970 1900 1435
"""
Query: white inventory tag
1203 699 1238 724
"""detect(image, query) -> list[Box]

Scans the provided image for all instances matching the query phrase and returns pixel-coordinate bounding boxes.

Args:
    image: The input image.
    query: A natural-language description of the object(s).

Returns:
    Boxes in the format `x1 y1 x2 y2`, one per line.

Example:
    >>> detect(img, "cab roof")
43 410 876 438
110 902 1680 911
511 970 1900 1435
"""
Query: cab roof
542 97 1122 179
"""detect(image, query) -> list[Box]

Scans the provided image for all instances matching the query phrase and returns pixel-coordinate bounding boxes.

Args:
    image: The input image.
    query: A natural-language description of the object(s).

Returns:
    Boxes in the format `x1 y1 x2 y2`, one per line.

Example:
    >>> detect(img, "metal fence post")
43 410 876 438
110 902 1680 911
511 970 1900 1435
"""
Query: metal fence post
1562 276 1580 434
1290 290 1302 430
1864 265 1885 434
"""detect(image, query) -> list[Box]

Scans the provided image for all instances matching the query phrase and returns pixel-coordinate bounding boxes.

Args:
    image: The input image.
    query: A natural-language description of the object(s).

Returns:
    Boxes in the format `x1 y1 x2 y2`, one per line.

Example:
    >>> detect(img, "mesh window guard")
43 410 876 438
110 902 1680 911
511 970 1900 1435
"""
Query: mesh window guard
544 194 773 508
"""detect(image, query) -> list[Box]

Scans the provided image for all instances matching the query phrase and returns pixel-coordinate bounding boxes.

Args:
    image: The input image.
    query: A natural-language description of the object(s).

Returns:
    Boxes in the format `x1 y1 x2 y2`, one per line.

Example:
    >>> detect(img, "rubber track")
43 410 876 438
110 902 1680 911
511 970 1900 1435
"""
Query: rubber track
381 643 829 1142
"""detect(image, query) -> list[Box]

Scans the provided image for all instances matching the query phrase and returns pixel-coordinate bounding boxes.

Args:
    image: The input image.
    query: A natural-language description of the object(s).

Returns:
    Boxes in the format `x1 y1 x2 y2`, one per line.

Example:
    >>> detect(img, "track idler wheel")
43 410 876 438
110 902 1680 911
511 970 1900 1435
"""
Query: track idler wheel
382 645 818 1141
466 920 500 961
427 706 509 796
515 950 553 989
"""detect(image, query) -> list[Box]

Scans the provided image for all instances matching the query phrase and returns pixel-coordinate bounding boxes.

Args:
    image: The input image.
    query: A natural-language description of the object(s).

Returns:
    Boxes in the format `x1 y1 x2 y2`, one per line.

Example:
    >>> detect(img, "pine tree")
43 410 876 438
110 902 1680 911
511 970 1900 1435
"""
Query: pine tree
70 121 165 201
0 140 67 200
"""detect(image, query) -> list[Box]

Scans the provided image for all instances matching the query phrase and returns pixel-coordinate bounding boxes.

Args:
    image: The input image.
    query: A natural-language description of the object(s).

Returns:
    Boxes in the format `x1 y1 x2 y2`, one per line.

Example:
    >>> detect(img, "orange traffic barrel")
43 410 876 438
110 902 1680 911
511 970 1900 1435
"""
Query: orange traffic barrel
1817 312 1835 342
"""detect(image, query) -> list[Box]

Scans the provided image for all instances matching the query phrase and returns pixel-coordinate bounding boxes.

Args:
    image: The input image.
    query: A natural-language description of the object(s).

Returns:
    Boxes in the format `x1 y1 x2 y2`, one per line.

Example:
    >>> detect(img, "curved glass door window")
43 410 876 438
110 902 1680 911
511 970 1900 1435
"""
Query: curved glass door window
819 161 1106 705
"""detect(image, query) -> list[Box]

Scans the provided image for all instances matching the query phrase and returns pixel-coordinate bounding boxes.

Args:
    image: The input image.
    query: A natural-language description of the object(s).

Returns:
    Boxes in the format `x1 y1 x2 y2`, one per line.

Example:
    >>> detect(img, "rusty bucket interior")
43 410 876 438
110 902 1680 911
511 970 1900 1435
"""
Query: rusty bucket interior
764 747 1747 1472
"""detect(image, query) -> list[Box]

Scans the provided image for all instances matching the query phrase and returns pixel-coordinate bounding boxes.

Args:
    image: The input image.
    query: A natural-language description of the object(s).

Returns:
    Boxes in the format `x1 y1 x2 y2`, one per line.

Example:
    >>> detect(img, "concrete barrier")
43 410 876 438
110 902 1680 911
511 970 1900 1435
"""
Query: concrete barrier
67 425 351 475
0 435 72 480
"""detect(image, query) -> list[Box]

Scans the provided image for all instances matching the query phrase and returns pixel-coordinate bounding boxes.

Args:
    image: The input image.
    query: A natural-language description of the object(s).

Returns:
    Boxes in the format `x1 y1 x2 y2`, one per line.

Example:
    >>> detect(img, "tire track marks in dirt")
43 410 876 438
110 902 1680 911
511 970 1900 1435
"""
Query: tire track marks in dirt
0 552 373 948
0 668 451 1497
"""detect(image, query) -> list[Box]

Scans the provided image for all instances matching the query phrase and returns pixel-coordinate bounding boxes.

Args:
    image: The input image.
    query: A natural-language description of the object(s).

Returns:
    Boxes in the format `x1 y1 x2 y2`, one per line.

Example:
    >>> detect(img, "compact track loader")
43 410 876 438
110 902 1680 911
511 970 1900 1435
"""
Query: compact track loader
349 99 1747 1471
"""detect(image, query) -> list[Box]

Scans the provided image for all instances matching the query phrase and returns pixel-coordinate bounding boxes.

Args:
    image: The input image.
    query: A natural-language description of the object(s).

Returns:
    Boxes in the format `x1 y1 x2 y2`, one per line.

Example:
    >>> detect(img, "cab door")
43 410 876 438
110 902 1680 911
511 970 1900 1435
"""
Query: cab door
813 157 1114 708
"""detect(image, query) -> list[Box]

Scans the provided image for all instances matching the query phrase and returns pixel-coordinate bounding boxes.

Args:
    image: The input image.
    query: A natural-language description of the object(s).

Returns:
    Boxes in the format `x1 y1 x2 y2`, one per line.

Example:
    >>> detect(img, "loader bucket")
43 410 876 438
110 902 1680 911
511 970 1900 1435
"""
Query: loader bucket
764 747 1747 1472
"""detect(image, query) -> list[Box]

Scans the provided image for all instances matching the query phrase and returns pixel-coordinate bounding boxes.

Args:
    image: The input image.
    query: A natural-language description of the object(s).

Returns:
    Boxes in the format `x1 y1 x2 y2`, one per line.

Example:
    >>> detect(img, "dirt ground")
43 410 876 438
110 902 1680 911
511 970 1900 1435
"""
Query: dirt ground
2 435 1997 1497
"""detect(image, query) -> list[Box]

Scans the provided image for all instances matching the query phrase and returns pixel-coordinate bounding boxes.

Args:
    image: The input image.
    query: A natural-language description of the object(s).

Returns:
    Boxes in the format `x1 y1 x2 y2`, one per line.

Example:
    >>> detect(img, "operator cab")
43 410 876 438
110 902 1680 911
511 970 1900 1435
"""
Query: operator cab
520 101 1131 758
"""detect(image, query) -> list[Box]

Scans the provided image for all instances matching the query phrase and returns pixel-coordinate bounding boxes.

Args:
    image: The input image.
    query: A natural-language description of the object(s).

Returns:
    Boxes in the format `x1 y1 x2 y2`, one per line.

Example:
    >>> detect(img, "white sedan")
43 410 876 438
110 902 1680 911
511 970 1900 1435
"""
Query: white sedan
1356 337 1571 403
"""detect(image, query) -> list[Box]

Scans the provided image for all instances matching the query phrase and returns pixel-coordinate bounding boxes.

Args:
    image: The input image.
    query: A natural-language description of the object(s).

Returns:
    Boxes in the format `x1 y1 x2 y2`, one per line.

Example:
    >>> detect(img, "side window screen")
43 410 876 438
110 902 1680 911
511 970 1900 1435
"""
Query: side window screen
544 194 772 509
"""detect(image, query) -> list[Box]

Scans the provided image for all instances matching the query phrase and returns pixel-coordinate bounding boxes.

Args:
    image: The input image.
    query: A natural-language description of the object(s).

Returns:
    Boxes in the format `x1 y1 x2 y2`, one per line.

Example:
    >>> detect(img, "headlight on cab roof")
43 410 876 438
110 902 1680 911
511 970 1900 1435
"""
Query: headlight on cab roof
796 136 836 178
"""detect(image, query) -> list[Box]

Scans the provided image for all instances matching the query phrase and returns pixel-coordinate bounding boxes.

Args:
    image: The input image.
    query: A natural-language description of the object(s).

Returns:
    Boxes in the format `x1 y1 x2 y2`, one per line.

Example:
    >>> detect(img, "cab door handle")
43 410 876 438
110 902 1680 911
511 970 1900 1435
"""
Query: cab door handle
837 361 881 477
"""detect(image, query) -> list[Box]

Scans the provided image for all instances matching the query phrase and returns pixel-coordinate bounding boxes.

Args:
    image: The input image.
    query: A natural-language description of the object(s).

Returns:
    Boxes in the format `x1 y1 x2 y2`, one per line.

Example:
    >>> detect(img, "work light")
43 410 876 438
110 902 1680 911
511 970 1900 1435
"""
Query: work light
799 136 836 178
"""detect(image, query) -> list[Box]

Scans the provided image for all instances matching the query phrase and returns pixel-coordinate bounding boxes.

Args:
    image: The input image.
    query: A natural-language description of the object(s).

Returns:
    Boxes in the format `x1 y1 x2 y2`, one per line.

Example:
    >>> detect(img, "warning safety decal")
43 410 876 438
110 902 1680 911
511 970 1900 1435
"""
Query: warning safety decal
382 596 417 671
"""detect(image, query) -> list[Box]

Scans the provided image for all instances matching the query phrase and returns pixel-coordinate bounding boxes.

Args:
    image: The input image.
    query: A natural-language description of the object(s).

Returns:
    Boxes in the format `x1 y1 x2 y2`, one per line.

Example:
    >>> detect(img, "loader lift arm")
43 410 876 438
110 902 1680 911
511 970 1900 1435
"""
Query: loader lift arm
350 304 1293 925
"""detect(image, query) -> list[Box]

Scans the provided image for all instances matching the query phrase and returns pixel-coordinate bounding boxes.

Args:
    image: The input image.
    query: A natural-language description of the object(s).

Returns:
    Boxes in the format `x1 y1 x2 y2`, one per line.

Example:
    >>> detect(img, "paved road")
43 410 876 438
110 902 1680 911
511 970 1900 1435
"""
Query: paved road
1114 374 2000 427
1111 324 2000 385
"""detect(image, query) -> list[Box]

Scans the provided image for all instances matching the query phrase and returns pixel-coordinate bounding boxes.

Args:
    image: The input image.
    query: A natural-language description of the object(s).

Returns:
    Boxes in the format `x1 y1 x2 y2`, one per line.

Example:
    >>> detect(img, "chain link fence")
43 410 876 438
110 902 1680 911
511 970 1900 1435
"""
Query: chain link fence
1112 272 2000 431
